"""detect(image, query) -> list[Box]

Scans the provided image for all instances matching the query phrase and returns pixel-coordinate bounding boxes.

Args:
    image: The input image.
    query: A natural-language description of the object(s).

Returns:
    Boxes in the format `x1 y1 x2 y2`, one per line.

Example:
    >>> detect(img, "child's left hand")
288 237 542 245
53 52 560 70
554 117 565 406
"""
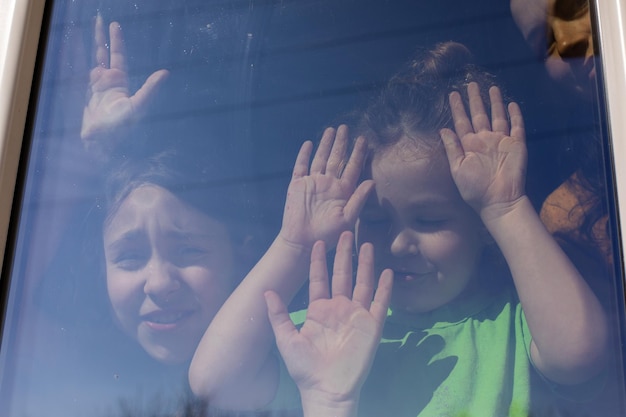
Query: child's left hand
440 82 527 220
265 231 393 416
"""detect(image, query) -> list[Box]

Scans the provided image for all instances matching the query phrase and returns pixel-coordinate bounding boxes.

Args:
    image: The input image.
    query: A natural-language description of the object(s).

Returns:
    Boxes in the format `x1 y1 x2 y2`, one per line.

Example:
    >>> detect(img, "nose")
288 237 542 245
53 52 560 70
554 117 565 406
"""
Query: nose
143 256 181 299
551 20 590 59
390 227 420 258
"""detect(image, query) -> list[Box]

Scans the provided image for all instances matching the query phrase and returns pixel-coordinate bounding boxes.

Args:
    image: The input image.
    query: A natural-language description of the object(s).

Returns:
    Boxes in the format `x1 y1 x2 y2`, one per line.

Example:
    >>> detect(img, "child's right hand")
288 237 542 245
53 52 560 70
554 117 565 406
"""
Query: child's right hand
279 125 374 250
440 82 527 221
265 231 393 417
81 15 169 153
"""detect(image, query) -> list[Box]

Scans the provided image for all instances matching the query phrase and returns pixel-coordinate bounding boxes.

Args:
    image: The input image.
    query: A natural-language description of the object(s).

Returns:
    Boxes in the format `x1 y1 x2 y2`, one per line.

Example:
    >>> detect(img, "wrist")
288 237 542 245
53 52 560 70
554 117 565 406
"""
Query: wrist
479 195 530 225
481 196 542 246
300 390 359 417
276 232 315 254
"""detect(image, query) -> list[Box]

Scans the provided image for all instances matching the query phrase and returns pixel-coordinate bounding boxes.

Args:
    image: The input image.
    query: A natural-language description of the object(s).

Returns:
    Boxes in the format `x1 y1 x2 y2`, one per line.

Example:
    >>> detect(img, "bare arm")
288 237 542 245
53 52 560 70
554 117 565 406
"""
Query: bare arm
266 232 393 417
440 83 608 384
189 126 374 408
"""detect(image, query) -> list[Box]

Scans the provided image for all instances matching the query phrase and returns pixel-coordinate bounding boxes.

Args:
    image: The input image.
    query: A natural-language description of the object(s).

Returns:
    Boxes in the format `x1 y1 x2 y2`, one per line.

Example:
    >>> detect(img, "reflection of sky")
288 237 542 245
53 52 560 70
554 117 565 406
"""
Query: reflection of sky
0 0 607 416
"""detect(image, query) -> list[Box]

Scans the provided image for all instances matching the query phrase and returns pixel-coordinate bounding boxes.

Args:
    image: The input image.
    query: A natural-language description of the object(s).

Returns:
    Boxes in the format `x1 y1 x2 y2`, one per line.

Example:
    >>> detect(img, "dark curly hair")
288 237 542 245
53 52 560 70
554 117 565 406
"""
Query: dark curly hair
355 41 498 154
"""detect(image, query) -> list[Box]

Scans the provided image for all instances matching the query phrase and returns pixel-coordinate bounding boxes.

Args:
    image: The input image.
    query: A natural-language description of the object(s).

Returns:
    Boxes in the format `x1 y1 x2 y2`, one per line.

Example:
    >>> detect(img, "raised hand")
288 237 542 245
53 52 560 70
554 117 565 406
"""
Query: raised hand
440 82 527 220
265 231 393 416
279 125 374 250
81 15 169 152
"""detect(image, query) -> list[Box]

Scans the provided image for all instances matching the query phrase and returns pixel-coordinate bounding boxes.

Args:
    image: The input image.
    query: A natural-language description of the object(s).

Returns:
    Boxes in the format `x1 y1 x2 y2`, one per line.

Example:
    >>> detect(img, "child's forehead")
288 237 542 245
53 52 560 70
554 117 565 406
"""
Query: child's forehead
104 184 227 236
369 136 448 175
372 134 443 161
366 139 463 207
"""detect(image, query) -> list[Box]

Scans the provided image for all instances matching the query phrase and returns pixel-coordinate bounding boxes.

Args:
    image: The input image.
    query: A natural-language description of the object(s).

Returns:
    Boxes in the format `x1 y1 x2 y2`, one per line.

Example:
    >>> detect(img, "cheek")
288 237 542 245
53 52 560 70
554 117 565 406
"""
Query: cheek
106 268 142 313
186 260 234 314
419 233 465 264
422 227 484 270
105 268 146 336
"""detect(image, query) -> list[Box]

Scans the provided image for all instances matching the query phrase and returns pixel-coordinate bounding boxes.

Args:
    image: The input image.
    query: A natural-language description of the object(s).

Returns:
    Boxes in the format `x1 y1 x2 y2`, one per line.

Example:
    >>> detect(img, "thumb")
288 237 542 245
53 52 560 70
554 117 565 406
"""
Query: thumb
265 291 298 344
130 69 170 115
440 128 465 169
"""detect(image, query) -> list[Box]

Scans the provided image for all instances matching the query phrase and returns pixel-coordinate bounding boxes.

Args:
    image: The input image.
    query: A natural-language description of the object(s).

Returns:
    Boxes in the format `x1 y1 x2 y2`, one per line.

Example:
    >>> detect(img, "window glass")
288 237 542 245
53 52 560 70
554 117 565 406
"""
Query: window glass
1 1 625 416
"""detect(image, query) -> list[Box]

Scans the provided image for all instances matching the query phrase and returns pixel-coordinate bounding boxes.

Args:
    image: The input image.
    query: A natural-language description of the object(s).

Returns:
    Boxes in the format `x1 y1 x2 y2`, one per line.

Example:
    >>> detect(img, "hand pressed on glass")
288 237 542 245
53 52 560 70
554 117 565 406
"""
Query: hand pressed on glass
440 83 527 221
81 14 169 153
436 82 608 385
279 125 374 251
265 231 393 417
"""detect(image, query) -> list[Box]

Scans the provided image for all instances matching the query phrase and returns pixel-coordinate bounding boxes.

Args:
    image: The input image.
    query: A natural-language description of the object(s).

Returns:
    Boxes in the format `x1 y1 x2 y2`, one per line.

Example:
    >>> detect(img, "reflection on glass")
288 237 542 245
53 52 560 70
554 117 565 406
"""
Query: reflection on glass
510 1 623 416
0 1 624 417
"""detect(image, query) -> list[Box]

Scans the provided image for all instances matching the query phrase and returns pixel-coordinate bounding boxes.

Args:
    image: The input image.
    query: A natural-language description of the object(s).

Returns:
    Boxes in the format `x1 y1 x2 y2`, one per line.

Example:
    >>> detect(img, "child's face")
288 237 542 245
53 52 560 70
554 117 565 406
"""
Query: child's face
103 184 235 364
357 138 486 313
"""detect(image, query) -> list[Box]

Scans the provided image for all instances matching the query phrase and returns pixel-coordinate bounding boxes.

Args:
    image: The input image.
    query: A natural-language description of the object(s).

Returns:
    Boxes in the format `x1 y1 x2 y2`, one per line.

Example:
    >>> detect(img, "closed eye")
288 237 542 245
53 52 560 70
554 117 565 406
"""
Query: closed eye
173 245 211 266
414 219 447 230
112 251 149 271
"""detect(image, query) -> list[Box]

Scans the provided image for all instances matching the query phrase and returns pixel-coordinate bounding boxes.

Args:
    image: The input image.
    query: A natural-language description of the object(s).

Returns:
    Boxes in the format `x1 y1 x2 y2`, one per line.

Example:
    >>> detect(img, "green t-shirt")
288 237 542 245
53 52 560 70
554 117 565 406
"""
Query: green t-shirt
357 286 533 417
273 286 540 417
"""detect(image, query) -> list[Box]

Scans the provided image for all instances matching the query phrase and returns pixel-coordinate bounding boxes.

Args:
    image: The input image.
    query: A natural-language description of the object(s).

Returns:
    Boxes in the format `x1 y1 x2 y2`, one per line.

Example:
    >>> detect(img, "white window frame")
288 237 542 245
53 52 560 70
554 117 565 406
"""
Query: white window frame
0 0 45 273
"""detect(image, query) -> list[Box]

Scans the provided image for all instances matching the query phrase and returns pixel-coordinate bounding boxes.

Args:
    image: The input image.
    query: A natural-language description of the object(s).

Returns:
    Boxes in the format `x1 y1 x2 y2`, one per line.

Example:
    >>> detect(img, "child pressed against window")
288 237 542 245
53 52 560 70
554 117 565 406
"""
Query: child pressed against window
190 42 608 417
82 16 247 369
338 41 607 417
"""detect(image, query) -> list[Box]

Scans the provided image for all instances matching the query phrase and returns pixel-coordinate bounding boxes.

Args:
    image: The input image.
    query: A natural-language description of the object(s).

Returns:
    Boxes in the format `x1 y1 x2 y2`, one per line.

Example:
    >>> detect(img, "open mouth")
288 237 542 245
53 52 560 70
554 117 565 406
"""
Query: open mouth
141 310 194 330
392 270 433 283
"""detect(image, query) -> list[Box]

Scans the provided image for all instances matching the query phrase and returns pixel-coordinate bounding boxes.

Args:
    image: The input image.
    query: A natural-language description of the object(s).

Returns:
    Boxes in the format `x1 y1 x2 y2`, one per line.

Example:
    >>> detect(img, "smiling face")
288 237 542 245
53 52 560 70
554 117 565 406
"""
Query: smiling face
511 0 595 98
356 138 486 313
103 184 235 364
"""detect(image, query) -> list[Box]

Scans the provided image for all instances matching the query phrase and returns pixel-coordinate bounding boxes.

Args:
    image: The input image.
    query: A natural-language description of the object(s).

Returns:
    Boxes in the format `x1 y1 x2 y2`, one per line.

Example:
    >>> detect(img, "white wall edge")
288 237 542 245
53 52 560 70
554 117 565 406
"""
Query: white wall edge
0 0 45 274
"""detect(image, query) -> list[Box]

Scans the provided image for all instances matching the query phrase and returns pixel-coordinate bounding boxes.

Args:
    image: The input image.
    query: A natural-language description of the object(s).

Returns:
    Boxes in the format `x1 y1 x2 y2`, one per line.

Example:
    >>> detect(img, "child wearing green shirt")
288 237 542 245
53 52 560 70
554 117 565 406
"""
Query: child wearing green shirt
190 42 608 417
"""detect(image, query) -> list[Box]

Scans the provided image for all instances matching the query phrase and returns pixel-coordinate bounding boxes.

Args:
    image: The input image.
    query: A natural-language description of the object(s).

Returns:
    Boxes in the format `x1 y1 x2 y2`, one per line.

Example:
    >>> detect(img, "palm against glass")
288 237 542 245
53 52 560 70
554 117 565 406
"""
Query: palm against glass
280 125 374 250
440 83 527 220
81 15 169 152
265 231 393 407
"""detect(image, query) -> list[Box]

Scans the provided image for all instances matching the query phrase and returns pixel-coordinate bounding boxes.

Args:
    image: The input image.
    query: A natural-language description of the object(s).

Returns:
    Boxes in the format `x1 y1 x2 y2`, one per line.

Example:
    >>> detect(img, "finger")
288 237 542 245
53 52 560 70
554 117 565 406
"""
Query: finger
326 124 349 177
449 91 473 138
440 128 465 169
508 102 526 143
292 141 313 178
109 22 127 72
88 66 104 86
94 14 109 68
489 86 509 134
331 231 354 298
309 241 330 302
265 291 299 343
130 69 170 115
341 135 368 189
343 180 375 225
370 269 393 324
310 127 335 174
467 82 491 132
352 243 375 308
